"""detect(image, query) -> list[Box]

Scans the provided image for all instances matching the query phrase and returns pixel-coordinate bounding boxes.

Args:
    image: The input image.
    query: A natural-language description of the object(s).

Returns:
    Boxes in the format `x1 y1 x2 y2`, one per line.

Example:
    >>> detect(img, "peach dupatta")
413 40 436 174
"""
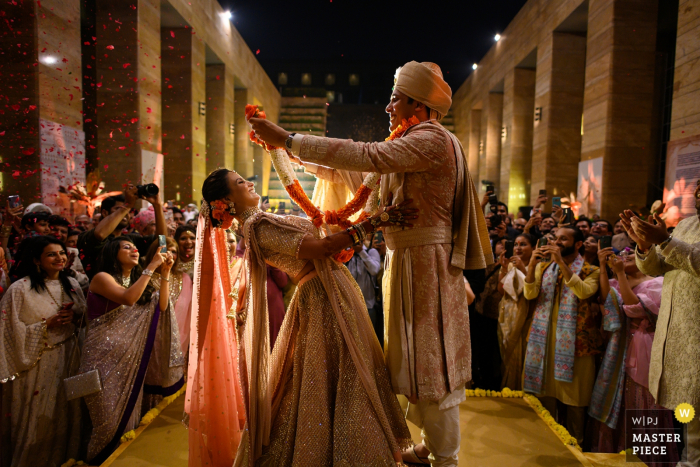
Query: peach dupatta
185 213 245 466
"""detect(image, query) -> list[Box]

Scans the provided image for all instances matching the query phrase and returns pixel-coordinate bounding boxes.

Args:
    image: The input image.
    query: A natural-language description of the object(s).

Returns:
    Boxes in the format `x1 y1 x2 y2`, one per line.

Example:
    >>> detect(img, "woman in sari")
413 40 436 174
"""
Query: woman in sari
198 168 414 467
0 236 85 467
496 233 535 390
142 237 187 410
80 237 173 464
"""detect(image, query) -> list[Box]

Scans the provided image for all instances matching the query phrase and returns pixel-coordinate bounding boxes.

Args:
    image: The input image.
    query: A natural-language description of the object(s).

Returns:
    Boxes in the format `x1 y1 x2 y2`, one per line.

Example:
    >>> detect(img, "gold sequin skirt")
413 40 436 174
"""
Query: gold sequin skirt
259 274 412 467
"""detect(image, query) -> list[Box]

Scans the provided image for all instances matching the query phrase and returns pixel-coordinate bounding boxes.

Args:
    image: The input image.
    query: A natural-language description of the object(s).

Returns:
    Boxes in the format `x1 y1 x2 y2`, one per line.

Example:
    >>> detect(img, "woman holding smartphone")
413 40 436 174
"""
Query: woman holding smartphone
497 233 536 390
80 237 173 464
0 236 86 466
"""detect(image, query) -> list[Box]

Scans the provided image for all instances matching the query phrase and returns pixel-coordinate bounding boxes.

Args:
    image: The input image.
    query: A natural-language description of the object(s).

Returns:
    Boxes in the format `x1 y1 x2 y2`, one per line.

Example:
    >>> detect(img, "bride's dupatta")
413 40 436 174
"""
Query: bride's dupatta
185 212 245 466
235 212 406 467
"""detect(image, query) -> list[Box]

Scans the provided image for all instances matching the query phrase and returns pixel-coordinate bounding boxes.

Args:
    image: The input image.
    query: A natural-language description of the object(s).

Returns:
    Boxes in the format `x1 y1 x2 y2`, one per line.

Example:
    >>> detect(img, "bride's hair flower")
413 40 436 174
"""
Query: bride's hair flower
211 200 234 230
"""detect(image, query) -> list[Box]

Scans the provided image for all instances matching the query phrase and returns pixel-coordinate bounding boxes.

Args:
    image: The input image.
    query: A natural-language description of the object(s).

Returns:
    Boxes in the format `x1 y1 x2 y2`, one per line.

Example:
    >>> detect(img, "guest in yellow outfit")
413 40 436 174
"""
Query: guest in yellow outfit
523 226 602 446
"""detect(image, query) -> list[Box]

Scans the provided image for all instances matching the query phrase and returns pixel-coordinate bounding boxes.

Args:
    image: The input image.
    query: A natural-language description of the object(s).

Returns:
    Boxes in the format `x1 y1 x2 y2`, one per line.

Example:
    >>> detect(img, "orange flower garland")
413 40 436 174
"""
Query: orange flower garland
245 105 420 262
245 105 419 229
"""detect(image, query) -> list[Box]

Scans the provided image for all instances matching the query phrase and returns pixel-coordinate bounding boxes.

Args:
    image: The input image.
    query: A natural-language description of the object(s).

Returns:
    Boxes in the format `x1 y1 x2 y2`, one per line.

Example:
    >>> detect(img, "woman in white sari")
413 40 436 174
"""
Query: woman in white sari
0 236 86 467
197 169 415 467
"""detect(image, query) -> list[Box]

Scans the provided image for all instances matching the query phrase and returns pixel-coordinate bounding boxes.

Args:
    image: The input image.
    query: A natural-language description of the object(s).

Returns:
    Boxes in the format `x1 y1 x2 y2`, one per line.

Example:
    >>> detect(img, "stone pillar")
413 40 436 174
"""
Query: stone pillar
480 93 503 196
531 32 587 205
468 109 482 180
205 65 235 174
161 27 206 204
93 0 161 193
1 0 83 208
581 0 658 219
501 68 536 211
234 88 254 178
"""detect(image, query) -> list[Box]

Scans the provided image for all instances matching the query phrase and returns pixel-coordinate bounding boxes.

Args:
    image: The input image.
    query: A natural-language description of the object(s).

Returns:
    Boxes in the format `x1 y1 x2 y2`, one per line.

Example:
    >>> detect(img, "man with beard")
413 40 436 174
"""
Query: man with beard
524 226 601 446
249 60 492 467
77 184 166 278
621 180 700 467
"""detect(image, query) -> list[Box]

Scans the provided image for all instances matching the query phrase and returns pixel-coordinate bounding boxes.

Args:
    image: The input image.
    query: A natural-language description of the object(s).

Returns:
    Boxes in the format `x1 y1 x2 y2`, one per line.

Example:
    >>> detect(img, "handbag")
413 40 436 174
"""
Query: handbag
63 305 103 401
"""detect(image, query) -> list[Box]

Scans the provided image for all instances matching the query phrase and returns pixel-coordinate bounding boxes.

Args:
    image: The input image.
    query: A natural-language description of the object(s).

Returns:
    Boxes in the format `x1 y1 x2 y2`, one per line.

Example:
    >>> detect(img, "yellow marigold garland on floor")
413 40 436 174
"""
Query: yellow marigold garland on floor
119 384 188 444
465 387 582 451
60 460 85 467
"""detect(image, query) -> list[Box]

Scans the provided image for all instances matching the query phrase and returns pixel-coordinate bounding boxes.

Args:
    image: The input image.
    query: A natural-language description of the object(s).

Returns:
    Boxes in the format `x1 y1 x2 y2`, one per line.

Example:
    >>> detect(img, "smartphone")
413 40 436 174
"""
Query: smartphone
537 237 548 248
61 302 75 310
261 195 269 204
552 197 561 208
488 193 498 205
8 195 20 209
486 185 495 194
562 207 573 225
504 240 514 259
599 235 613 250
539 189 547 196
158 234 167 253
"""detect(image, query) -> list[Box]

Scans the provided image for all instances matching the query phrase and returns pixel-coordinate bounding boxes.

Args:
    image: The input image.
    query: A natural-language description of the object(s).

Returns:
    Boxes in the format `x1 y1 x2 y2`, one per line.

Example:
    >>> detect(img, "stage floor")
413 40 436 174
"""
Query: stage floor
101 394 642 467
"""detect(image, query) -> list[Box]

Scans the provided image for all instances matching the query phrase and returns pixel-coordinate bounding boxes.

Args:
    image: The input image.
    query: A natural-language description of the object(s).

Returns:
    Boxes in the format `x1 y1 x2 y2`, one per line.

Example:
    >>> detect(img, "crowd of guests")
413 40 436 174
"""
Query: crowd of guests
470 186 700 464
0 181 697 466
0 185 199 465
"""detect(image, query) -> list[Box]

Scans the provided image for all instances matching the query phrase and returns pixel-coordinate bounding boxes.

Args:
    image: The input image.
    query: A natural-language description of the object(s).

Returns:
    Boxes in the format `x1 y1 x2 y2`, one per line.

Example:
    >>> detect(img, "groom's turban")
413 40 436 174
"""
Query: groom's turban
394 61 452 120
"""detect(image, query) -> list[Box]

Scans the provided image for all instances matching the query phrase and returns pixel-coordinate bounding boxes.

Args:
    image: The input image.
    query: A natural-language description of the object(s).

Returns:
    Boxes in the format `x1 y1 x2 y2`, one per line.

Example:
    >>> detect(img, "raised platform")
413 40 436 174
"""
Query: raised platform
100 394 643 467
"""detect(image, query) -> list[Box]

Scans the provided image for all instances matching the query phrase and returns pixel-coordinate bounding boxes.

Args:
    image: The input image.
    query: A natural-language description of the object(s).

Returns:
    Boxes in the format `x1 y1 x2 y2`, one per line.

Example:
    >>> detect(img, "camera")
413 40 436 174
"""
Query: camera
137 184 159 198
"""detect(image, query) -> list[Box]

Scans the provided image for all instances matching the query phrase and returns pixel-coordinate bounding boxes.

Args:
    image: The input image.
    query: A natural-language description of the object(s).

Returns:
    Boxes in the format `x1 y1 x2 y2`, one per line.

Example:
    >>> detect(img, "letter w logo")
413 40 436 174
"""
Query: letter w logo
680 408 692 418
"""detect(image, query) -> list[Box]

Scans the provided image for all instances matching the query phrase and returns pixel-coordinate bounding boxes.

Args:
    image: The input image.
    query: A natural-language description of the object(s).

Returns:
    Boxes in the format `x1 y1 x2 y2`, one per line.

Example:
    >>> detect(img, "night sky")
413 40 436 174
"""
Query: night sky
220 0 529 90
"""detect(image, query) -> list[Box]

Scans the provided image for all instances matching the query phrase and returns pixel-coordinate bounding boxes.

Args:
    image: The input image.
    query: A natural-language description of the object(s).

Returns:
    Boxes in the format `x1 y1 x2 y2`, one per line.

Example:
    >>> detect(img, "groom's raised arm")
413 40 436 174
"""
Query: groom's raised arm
291 125 448 175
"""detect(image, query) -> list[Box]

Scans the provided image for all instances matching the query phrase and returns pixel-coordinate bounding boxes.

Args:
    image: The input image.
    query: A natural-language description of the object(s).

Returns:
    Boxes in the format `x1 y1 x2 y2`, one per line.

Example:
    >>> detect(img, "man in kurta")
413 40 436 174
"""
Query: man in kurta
620 181 700 466
249 61 492 466
524 226 601 446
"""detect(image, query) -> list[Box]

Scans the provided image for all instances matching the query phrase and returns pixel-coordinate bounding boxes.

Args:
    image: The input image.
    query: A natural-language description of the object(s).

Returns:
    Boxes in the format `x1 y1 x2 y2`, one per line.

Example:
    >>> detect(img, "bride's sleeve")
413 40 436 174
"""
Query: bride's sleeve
255 220 309 258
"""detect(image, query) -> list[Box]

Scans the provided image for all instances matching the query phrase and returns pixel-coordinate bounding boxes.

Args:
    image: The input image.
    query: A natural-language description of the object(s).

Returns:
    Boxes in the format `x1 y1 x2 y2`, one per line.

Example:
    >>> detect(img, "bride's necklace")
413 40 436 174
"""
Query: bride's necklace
239 206 261 224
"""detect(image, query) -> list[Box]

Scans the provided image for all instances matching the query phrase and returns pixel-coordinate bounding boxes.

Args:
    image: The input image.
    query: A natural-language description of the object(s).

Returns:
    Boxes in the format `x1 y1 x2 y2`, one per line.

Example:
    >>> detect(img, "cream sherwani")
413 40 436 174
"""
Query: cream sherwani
636 215 700 466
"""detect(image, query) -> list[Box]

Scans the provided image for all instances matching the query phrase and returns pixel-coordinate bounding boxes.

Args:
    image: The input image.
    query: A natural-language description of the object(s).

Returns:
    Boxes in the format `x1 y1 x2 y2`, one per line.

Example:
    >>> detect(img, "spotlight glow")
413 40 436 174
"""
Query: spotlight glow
472 63 478 70
494 34 501 42
223 11 232 20
41 56 57 65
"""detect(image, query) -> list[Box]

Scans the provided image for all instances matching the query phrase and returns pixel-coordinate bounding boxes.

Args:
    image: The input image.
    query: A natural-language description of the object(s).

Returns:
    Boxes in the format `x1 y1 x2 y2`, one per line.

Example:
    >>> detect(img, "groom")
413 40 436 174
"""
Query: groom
249 61 492 466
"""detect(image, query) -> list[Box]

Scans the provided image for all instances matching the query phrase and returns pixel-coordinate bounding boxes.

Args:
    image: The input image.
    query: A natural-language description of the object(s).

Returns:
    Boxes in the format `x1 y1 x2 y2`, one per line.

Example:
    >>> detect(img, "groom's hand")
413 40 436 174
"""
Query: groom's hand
248 118 290 148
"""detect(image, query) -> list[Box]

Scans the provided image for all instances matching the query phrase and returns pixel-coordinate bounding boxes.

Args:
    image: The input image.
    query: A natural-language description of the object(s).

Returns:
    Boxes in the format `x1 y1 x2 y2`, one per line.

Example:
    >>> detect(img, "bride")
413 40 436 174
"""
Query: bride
199 168 415 466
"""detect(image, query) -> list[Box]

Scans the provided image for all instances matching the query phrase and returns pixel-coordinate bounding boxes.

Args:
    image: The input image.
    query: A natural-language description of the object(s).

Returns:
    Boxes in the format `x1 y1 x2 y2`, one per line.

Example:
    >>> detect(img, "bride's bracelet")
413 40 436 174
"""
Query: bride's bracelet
347 225 362 246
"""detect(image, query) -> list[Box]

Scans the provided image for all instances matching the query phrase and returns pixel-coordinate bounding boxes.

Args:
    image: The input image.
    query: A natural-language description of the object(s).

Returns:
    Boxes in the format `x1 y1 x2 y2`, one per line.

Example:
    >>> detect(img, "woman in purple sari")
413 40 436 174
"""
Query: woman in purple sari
79 237 174 464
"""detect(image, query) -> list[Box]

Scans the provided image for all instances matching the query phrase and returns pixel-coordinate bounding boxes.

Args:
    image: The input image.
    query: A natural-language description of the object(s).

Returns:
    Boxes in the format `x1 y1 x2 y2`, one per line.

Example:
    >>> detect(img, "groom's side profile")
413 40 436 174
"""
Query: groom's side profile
250 61 492 466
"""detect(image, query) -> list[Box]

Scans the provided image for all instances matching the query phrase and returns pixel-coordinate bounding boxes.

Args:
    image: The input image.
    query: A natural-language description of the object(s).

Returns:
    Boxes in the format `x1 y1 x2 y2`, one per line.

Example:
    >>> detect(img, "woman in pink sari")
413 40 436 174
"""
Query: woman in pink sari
186 197 245 467
198 169 414 467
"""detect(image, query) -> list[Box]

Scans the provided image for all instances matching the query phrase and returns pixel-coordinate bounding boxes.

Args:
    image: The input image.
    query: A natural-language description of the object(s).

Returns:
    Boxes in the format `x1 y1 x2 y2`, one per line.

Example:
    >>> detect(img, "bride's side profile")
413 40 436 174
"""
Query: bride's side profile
199 168 415 467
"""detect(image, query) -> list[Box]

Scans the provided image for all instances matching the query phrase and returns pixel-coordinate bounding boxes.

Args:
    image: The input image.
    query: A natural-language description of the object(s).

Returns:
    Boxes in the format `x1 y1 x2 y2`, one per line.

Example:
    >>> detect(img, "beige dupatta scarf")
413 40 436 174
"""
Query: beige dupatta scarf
236 212 403 466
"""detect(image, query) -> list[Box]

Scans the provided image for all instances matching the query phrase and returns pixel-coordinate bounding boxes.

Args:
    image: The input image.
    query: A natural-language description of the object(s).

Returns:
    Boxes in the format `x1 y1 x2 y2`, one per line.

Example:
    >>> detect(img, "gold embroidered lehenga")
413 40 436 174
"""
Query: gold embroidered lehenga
235 209 412 467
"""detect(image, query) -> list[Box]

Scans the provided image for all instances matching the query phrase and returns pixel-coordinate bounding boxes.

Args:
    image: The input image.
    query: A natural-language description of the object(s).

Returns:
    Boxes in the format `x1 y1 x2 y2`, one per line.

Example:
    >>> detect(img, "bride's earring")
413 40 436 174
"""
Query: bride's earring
228 202 236 215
